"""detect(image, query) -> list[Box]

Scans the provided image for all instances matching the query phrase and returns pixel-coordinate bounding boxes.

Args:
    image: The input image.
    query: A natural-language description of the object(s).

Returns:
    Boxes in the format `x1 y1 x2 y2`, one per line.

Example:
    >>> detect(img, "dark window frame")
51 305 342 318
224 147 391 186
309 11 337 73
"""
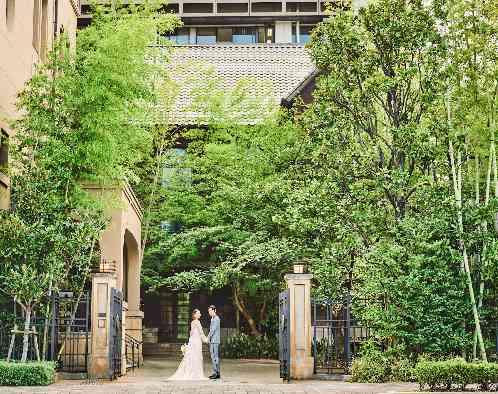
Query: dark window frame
251 2 282 12
217 2 248 13
6 0 15 31
0 130 9 174
183 3 214 13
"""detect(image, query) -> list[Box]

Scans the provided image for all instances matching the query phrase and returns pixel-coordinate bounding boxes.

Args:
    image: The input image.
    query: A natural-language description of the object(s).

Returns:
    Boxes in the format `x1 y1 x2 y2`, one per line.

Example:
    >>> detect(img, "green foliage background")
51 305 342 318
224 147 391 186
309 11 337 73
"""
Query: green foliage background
139 0 498 358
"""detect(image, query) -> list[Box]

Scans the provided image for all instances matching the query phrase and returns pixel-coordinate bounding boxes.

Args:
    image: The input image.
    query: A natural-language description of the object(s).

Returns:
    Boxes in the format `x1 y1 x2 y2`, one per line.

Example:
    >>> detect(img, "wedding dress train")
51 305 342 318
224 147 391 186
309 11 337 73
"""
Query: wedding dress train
168 320 208 380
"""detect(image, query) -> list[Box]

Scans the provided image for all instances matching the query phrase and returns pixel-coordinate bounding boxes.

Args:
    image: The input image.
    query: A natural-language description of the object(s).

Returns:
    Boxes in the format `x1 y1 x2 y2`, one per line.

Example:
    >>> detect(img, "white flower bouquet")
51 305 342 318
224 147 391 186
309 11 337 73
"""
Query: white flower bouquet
180 343 189 355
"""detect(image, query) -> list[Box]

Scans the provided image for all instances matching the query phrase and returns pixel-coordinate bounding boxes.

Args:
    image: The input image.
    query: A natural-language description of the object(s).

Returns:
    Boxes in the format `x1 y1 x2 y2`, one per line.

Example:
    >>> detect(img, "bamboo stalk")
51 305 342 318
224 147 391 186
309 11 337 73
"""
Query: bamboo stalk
448 92 488 361
449 143 487 362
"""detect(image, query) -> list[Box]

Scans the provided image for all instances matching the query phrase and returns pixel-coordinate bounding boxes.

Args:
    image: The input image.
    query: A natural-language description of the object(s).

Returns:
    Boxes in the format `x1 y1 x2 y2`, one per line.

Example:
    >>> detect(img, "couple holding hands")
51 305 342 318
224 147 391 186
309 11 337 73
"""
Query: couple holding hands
168 305 221 381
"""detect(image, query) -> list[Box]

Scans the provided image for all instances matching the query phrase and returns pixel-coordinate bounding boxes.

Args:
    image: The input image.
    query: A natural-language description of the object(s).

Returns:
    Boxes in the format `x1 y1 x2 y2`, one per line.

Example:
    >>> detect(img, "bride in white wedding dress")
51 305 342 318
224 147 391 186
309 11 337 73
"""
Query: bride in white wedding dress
168 309 208 381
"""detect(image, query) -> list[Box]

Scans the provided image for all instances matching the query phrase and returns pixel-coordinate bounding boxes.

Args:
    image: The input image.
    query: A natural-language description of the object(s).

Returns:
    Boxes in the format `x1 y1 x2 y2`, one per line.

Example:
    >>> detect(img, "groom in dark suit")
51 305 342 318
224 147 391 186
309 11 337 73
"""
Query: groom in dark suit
207 305 221 379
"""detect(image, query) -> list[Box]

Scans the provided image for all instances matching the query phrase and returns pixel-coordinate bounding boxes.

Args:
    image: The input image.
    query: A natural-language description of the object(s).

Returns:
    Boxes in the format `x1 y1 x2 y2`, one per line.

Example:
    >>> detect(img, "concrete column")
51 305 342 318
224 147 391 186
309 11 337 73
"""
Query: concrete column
89 272 117 379
275 21 292 43
189 27 196 44
285 273 314 380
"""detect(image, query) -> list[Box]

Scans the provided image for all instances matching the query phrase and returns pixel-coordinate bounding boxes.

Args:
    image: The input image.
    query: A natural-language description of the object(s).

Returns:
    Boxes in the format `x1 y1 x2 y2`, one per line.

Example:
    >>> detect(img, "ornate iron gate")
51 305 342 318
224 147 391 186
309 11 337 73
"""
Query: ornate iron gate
109 288 123 380
312 294 370 375
50 291 90 373
279 289 290 382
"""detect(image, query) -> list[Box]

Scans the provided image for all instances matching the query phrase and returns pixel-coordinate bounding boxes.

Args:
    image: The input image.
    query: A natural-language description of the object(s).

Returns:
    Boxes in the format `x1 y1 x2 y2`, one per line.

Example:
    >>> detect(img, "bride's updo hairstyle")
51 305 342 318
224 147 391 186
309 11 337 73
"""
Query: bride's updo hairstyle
192 309 200 320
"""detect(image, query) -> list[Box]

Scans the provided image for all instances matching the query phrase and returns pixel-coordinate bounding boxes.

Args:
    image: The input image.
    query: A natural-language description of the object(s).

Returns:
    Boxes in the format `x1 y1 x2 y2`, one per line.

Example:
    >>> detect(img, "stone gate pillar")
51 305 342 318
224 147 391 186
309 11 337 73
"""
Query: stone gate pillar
89 272 116 379
284 273 314 380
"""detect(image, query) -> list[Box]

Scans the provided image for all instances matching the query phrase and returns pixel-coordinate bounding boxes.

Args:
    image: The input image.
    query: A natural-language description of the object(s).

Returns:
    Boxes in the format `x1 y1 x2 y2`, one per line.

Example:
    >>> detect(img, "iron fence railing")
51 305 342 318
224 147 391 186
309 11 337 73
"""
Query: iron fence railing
311 295 373 375
125 334 142 372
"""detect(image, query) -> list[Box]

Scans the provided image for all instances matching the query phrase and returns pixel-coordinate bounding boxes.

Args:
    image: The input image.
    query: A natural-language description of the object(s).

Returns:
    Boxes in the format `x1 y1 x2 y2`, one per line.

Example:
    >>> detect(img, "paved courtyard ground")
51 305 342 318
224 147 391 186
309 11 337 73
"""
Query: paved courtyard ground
0 358 420 394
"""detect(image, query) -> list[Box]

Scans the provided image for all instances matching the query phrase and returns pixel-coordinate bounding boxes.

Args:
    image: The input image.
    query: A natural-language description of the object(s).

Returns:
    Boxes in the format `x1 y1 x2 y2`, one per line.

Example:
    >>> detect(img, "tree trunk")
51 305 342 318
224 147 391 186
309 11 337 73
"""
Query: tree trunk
42 276 53 361
141 137 171 259
259 300 267 324
233 285 262 336
58 238 96 359
21 306 32 362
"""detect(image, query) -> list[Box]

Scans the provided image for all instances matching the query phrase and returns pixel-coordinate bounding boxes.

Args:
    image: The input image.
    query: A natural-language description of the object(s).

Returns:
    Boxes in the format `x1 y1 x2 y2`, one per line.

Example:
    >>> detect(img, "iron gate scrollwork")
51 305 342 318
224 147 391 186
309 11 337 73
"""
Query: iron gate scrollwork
109 288 123 380
279 289 290 382
312 294 370 375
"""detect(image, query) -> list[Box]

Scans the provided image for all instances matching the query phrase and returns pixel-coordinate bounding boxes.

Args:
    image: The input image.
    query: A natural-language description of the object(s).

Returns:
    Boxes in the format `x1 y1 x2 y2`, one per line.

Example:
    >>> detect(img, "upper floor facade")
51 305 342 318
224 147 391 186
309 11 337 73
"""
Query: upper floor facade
0 0 79 209
79 0 367 45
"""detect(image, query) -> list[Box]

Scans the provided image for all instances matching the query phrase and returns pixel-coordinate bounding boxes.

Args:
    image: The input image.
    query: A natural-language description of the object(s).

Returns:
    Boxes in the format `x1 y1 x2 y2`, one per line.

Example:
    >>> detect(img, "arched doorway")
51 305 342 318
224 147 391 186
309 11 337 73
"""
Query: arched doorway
122 229 140 312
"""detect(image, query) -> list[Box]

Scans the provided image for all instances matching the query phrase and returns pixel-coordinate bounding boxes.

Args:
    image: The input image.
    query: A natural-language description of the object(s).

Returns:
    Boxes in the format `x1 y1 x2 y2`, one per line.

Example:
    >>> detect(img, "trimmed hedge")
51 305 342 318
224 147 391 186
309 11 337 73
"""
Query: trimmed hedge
221 333 278 359
0 361 56 386
415 358 498 391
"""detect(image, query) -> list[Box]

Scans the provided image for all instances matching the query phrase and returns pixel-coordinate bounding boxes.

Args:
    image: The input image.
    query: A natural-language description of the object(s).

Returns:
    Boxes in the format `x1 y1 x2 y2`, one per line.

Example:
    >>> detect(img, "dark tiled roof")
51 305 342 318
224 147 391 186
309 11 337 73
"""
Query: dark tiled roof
159 44 315 125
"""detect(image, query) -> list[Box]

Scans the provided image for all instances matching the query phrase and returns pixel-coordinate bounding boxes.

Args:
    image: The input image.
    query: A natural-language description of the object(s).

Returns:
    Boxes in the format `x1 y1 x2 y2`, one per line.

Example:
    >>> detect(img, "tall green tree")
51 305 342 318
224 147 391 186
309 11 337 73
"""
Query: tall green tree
0 2 180 361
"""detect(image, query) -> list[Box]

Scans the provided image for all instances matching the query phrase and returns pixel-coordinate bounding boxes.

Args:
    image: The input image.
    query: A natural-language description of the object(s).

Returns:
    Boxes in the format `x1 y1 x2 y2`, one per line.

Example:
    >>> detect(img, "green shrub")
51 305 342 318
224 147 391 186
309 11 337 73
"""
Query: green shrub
391 357 416 382
221 333 278 359
351 353 390 383
415 358 498 391
0 361 56 386
351 342 415 383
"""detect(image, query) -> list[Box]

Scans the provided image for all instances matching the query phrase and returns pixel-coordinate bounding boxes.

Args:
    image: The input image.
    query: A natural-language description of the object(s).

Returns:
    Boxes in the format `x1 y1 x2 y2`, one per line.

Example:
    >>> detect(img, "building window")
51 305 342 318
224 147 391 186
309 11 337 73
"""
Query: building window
162 148 192 188
286 2 317 12
33 0 40 52
232 27 263 44
6 0 15 30
196 27 217 44
166 27 190 44
183 3 213 13
217 27 232 42
169 26 275 45
251 2 282 13
217 3 248 13
299 25 313 43
40 0 48 59
0 130 8 175
292 24 314 44
160 221 182 234
81 4 91 14
161 3 179 13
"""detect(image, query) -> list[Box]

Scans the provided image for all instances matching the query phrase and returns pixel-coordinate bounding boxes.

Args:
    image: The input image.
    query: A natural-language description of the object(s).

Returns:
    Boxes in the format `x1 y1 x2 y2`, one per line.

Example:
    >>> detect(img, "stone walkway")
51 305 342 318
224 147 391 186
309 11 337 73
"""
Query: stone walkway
0 359 419 394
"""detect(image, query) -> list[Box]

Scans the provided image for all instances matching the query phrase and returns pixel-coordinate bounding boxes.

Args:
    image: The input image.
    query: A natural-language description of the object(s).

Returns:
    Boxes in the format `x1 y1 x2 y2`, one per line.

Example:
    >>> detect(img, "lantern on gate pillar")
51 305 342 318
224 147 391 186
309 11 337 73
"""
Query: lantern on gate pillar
292 260 308 274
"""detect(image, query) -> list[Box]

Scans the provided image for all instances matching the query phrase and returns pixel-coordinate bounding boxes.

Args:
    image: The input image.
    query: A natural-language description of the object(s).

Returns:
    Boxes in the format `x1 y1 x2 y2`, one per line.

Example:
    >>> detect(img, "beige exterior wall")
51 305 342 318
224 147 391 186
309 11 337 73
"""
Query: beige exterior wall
88 183 144 378
86 182 143 339
0 0 79 209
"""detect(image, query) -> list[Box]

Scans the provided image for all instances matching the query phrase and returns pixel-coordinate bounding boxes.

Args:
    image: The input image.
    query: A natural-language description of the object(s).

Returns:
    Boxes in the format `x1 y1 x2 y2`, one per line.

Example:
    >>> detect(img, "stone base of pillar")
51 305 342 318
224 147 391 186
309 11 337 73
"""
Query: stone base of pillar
88 355 111 380
291 353 314 380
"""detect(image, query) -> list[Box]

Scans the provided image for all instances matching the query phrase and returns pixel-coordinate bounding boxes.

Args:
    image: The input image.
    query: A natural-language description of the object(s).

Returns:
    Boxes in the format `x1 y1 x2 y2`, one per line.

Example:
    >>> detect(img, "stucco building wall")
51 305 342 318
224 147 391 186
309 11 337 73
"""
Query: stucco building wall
0 0 79 209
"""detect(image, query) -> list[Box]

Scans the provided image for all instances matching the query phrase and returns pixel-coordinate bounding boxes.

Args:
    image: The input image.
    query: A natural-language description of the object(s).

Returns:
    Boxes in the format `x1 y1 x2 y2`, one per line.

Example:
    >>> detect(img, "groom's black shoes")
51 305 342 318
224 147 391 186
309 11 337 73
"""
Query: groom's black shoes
209 374 220 379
